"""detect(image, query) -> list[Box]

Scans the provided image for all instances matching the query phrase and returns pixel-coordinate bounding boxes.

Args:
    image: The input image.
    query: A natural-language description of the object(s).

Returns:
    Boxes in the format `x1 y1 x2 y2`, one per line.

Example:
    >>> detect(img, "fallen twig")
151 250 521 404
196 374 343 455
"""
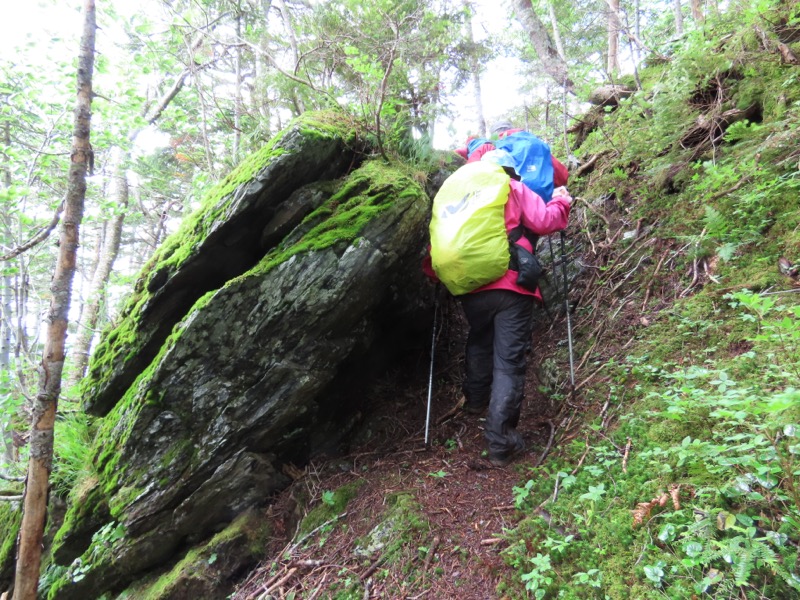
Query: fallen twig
575 155 599 177
423 536 440 571
571 437 591 476
480 538 503 546
622 437 632 474
360 556 385 581
607 246 654 296
306 573 330 600
287 512 348 557
256 567 298 599
435 397 465 425
534 420 556 467
641 248 671 310
579 195 612 230
680 257 700 297
574 362 608 393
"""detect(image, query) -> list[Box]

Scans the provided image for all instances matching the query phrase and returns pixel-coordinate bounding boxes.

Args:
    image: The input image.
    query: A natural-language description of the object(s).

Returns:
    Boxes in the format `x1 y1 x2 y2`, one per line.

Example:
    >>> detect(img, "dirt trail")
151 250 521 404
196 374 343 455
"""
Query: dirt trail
232 298 563 599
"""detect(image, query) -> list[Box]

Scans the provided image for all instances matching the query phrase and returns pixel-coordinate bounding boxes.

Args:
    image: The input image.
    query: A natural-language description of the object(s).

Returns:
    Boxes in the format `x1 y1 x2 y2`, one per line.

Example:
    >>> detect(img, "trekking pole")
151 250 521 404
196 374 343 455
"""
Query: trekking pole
559 230 576 395
547 235 557 285
424 292 439 447
560 77 576 395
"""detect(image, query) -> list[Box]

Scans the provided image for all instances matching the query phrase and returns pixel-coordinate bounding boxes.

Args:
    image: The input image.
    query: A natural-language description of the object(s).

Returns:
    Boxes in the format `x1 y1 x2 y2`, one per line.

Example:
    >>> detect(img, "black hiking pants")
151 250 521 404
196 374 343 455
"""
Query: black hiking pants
460 289 535 459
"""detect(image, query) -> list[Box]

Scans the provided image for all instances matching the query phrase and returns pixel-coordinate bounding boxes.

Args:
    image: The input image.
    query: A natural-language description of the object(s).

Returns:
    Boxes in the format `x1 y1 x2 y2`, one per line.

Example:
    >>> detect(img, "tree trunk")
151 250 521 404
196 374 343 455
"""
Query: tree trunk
12 1 96 598
275 0 305 115
607 0 621 75
1 122 11 374
234 11 243 163
512 0 575 95
691 0 704 22
0 122 15 468
67 149 127 389
253 0 274 123
546 0 566 61
463 0 486 137
674 0 684 35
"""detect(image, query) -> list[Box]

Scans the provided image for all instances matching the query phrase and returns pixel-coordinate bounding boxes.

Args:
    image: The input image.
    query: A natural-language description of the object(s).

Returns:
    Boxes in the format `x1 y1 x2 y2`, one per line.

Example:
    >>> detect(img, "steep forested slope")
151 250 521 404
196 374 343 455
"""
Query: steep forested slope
227 4 800 599
2 2 800 599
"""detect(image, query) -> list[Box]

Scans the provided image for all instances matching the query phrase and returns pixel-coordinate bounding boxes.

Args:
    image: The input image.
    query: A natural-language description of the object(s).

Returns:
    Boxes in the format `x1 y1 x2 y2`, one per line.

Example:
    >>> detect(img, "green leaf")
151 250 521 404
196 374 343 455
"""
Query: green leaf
716 510 736 530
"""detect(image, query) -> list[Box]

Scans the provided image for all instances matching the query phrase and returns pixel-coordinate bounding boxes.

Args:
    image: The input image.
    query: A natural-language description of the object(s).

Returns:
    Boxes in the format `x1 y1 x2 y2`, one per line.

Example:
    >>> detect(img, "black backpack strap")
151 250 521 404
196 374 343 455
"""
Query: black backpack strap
509 225 539 251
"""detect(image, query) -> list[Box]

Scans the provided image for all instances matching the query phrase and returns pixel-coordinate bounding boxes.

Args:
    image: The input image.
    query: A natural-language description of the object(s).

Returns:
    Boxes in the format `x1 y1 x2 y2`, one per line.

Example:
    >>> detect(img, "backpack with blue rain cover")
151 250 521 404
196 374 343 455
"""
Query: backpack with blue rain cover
465 132 555 202
493 131 554 202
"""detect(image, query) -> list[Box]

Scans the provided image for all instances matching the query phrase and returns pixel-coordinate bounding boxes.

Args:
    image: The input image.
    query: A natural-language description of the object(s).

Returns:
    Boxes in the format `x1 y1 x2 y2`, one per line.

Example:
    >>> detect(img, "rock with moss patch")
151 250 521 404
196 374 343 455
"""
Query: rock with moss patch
81 111 365 418
48 113 435 599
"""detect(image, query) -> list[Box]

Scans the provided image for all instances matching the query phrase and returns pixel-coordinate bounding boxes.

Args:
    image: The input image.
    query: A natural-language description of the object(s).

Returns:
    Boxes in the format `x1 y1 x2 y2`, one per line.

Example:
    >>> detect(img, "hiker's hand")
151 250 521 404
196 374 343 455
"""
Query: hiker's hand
553 186 571 201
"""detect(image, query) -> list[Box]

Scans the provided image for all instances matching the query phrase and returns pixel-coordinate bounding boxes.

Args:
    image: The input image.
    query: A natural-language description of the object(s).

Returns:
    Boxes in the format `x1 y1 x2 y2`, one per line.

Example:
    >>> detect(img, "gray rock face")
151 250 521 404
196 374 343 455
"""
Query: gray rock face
49 113 437 599
534 232 584 320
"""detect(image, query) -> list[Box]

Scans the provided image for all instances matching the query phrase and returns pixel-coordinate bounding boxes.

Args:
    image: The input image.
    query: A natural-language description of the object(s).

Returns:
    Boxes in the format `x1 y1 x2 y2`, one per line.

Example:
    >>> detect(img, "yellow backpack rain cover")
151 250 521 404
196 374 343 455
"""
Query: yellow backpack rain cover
430 161 511 296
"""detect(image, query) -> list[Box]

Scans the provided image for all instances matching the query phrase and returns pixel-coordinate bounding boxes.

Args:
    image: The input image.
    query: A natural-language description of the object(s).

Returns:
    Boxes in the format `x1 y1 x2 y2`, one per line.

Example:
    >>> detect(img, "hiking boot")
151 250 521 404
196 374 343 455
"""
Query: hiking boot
462 401 488 415
459 394 488 415
489 444 525 467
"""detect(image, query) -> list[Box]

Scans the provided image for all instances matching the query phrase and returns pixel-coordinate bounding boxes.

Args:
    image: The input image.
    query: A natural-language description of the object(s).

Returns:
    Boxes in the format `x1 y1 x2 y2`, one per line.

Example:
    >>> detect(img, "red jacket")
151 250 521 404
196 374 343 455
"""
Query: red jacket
424 181 571 300
454 129 569 188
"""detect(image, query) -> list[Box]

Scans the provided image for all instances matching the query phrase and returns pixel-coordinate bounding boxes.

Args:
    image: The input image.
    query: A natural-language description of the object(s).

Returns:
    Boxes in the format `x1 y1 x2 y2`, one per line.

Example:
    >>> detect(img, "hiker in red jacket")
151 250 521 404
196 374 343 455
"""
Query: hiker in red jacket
454 120 569 189
425 149 571 466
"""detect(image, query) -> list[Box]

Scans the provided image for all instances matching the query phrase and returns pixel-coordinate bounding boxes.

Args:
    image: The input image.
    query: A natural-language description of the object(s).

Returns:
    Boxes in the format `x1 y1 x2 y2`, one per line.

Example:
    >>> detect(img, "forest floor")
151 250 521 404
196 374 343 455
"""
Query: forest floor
230 291 599 600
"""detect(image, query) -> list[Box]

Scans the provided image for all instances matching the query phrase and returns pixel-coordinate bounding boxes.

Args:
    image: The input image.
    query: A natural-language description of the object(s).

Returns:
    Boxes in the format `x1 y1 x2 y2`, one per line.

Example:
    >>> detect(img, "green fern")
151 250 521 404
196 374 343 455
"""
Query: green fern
703 205 730 239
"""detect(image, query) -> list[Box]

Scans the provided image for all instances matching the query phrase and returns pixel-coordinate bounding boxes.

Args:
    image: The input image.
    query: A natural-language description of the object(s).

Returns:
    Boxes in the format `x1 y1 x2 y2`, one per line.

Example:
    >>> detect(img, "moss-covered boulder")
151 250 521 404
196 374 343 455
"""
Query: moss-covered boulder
47 111 435 599
81 110 366 418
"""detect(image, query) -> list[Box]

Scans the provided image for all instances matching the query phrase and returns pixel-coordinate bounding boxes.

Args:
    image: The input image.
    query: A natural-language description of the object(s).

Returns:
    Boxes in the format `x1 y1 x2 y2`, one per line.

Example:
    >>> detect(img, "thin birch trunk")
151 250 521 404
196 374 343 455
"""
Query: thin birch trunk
254 0 274 123
234 12 242 163
67 150 126 388
462 0 486 137
547 0 566 61
674 0 684 35
1 122 14 467
13 1 95 597
275 0 305 114
608 0 621 75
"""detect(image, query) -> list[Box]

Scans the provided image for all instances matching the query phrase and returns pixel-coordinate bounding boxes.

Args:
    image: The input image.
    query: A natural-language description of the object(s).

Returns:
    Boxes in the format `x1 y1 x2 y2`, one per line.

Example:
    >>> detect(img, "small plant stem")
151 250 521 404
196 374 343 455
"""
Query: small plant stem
571 437 591 476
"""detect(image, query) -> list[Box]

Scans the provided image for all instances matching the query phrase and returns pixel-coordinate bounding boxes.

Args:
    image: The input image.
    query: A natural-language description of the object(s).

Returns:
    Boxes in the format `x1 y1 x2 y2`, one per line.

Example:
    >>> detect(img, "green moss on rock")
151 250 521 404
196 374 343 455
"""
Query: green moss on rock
241 159 424 281
114 511 271 600
0 502 22 586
